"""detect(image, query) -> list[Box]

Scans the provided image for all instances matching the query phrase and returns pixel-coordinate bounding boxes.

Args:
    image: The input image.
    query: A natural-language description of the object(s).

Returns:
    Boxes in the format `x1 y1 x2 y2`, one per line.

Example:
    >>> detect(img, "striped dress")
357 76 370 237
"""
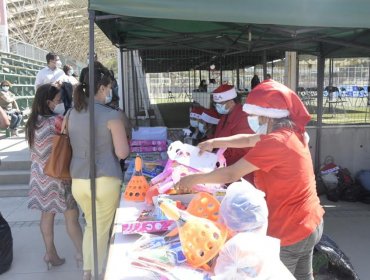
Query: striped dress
28 115 77 213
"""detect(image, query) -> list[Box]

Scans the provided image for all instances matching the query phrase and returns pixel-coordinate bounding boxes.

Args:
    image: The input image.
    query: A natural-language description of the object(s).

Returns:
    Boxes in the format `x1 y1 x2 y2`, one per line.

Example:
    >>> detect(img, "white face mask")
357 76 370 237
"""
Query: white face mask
56 60 62 68
190 119 199 128
104 89 112 104
67 69 74 76
2 86 9 91
247 116 268 135
53 103 65 115
215 103 230 115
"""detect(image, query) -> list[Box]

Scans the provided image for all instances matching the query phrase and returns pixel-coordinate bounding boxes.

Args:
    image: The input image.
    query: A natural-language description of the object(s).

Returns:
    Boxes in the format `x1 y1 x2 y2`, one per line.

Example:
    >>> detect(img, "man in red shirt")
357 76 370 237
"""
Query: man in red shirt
212 84 254 183
176 80 324 280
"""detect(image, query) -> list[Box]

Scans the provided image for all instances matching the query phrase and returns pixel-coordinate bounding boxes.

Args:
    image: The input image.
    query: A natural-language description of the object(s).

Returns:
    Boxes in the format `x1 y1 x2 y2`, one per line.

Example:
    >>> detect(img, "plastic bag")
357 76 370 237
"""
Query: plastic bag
355 170 370 192
320 156 340 197
0 212 13 274
213 232 289 280
218 179 268 234
314 234 359 280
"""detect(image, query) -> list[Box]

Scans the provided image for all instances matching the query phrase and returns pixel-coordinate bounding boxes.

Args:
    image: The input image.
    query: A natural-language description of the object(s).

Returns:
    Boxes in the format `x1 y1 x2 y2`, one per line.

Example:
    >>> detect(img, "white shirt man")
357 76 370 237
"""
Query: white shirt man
35 53 66 89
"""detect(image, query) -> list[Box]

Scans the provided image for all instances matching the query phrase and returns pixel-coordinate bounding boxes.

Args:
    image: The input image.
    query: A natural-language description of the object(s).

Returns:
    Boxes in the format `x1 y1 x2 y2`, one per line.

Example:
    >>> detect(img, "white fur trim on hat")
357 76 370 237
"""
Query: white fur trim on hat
190 112 201 119
200 113 219 125
213 87 237 102
243 104 289 118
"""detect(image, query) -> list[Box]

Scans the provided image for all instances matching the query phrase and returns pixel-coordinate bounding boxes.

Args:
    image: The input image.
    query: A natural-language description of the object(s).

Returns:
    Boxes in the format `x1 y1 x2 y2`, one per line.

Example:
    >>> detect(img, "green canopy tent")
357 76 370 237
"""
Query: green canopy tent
89 0 370 72
86 1 370 278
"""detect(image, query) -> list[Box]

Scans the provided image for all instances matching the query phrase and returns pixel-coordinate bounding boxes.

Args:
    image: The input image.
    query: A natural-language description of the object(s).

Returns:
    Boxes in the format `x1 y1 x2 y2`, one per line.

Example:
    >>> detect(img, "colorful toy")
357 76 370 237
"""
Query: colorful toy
124 155 150 202
145 141 227 204
159 198 227 270
166 192 220 237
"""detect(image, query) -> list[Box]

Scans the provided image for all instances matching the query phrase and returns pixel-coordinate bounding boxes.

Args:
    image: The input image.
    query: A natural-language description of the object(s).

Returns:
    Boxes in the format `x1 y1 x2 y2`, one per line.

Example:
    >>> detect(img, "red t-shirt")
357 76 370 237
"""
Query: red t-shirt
244 128 324 246
214 103 254 183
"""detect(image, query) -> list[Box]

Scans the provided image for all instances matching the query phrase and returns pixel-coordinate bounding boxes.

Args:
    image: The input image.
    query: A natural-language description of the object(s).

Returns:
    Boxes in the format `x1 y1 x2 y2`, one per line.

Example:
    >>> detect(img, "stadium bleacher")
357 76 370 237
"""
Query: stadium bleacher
0 51 45 137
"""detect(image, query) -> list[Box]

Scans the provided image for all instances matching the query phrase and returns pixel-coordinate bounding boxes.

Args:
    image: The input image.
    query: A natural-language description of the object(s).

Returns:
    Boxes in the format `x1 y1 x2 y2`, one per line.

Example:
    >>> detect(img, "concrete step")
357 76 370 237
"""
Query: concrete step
0 159 31 171
0 184 29 197
0 170 30 185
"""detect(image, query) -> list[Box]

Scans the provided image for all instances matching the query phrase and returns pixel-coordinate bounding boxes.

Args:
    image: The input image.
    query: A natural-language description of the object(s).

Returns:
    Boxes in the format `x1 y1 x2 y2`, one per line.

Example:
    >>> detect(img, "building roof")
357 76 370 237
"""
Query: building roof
6 0 116 62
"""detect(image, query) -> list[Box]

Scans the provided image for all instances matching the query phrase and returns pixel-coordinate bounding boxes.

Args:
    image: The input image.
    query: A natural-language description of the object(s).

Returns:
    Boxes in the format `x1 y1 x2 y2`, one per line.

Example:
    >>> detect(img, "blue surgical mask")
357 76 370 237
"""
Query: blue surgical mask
67 69 74 76
190 119 198 128
247 116 268 135
105 89 112 104
2 86 9 91
215 103 229 114
198 123 207 134
53 103 65 115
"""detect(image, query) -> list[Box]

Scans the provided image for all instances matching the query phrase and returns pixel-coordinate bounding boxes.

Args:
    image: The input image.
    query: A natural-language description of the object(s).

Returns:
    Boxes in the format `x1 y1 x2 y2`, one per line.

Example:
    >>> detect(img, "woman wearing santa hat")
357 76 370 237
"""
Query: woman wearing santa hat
212 84 255 183
184 104 204 145
197 108 220 141
176 80 324 280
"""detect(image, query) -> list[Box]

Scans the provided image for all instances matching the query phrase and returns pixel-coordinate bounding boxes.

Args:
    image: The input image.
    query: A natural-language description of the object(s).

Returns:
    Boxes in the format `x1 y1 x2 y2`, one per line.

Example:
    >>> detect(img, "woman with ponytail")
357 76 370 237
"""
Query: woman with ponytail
68 62 130 280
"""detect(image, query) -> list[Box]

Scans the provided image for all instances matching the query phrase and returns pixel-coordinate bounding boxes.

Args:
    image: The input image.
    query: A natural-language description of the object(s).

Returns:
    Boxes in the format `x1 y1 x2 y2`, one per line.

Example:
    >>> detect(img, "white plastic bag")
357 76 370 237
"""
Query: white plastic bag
219 179 268 234
212 232 282 280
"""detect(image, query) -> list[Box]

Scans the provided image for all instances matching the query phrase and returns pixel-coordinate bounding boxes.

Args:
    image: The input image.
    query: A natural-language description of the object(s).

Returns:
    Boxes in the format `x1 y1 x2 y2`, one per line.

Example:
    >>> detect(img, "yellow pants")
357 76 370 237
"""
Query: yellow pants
72 177 121 274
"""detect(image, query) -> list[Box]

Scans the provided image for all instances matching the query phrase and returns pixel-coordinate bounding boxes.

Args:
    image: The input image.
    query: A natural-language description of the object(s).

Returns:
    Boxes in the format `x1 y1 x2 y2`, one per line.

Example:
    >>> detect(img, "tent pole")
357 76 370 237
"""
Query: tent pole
296 54 299 91
262 51 267 80
88 9 99 280
131 51 139 127
315 52 325 174
119 47 126 111
188 70 191 96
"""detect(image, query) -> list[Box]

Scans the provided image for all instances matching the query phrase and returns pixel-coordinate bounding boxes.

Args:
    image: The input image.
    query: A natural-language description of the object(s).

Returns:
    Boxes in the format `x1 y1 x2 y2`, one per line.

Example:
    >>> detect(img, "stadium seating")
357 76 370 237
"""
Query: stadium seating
0 51 44 137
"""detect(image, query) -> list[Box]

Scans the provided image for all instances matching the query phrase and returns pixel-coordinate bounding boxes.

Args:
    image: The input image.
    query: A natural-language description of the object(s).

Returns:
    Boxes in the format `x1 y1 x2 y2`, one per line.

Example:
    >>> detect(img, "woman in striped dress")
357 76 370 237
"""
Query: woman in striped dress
25 83 83 270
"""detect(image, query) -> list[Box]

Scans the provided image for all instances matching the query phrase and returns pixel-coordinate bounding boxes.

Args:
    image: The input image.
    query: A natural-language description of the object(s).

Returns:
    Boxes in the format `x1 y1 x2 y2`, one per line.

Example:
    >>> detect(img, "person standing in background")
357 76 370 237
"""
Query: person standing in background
251 74 260 89
198 79 208 92
62 64 79 86
25 83 83 271
35 53 65 89
79 52 98 84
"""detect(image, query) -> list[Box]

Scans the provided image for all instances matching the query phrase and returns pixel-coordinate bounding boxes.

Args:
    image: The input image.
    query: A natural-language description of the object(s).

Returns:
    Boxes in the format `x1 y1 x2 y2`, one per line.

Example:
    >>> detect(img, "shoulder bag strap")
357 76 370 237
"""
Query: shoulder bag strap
61 109 72 135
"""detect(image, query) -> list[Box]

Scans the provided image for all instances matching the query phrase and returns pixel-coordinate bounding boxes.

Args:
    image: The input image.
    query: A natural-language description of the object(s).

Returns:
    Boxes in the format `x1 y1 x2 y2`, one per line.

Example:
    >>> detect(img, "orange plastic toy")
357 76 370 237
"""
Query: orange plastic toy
159 198 227 270
166 192 220 237
187 192 220 222
124 156 150 202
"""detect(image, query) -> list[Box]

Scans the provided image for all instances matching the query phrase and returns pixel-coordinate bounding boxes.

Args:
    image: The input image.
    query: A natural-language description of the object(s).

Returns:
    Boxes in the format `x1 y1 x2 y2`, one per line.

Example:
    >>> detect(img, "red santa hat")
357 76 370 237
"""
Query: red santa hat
212 84 237 102
242 80 311 134
189 106 204 119
200 108 220 125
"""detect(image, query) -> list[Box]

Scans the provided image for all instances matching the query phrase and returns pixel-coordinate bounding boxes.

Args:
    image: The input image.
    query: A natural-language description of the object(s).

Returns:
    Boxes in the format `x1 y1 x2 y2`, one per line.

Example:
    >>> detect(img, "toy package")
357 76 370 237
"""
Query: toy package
145 141 227 205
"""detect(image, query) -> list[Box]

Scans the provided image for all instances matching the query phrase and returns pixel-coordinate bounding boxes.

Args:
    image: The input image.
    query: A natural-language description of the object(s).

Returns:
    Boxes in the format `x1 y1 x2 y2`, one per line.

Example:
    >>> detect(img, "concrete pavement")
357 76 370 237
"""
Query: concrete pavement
0 135 83 280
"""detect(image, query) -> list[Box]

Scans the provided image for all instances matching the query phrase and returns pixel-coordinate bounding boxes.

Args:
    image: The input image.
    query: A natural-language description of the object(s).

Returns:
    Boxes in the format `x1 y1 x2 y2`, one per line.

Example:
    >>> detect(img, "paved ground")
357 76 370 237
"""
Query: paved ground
1 136 370 280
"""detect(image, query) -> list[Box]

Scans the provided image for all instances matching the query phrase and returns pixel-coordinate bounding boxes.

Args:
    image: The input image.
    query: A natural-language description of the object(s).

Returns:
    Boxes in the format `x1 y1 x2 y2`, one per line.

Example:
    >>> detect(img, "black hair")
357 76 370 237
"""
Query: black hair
62 64 72 75
25 84 60 147
73 61 113 112
46 52 58 64
271 117 295 131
